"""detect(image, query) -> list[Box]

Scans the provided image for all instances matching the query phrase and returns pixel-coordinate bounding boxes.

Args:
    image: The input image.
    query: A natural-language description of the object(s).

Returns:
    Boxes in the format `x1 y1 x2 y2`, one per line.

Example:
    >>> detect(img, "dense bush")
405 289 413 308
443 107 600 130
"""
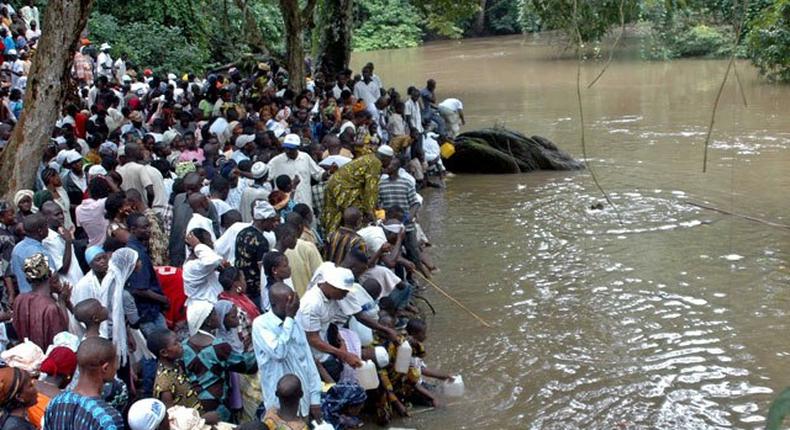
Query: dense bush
746 0 790 82
353 0 423 51
87 13 210 75
639 0 735 59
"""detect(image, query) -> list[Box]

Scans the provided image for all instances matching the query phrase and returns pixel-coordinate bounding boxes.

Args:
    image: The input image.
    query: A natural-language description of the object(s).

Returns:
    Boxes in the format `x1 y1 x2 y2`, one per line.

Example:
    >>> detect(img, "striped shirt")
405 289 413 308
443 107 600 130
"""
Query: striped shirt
43 391 124 430
324 227 366 264
378 176 418 231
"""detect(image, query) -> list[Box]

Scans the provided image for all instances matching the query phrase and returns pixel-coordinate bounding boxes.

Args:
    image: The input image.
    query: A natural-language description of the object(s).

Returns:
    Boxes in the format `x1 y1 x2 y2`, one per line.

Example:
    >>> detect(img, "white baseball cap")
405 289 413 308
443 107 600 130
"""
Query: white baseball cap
323 266 355 291
127 398 167 430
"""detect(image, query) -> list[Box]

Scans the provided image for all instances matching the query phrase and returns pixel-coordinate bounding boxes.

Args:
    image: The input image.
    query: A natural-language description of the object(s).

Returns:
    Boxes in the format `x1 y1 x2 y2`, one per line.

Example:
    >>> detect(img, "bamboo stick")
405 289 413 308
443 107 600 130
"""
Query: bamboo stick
685 200 790 231
414 272 492 328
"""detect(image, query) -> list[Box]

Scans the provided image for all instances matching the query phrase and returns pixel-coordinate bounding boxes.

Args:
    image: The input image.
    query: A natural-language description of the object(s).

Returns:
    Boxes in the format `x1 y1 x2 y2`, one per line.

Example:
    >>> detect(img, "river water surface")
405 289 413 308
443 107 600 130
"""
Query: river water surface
352 35 790 429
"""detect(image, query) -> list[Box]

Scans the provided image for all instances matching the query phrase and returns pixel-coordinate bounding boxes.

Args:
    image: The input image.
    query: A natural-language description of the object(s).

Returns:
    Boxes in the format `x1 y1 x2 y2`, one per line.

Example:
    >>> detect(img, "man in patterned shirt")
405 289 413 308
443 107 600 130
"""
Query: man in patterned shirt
235 200 279 310
44 337 124 430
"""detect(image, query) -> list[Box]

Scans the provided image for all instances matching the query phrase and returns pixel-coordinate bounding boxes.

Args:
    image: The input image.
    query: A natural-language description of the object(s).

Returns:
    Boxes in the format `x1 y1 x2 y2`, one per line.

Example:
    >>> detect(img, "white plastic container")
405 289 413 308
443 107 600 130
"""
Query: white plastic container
349 317 373 346
394 340 412 373
355 360 380 390
312 420 335 430
442 375 465 397
374 346 390 368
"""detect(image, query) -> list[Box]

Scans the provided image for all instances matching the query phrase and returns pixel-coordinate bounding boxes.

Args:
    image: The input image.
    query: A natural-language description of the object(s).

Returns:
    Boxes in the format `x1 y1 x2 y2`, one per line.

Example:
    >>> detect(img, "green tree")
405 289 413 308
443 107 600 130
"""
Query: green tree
747 0 790 82
353 0 423 51
528 0 639 43
88 12 210 75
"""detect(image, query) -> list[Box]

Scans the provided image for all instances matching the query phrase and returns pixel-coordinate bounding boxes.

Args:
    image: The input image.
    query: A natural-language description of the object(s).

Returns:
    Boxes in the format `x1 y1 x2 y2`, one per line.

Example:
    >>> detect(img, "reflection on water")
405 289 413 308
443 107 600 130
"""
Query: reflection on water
353 34 790 429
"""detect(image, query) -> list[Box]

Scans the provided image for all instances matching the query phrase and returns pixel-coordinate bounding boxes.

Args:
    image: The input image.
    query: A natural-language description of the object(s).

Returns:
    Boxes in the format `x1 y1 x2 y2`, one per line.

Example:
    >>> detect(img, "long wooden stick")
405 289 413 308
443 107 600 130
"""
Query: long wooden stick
414 272 492 328
685 200 790 231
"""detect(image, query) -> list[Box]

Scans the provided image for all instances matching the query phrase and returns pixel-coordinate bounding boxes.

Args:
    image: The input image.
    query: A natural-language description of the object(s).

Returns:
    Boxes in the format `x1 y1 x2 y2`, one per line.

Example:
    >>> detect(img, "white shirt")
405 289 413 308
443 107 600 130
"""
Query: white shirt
332 84 351 100
214 222 251 265
144 165 168 213
353 79 381 118
439 98 464 112
114 58 126 84
97 52 113 78
72 271 102 307
267 152 324 209
296 286 347 362
11 59 24 90
43 229 84 288
404 98 423 133
338 283 378 319
358 226 387 254
182 244 223 306
117 162 154 200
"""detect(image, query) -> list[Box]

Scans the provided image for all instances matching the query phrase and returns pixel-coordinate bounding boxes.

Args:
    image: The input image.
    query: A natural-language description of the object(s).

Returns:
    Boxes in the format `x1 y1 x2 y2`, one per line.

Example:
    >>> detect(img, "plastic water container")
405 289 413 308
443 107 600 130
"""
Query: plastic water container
394 340 412 373
312 420 335 430
355 360 380 390
442 375 465 397
349 317 373 346
374 346 390 368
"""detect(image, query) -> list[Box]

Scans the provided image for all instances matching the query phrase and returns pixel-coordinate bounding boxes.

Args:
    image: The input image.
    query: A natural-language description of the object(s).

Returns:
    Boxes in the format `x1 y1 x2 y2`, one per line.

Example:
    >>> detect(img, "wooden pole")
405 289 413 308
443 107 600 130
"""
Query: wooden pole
414 272 492 328
685 200 790 231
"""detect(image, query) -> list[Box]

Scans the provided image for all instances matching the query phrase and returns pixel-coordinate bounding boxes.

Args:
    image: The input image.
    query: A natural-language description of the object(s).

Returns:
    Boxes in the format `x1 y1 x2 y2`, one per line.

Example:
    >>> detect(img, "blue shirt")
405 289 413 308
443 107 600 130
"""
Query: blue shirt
125 239 164 323
10 237 54 293
3 36 14 54
43 391 124 430
252 311 322 417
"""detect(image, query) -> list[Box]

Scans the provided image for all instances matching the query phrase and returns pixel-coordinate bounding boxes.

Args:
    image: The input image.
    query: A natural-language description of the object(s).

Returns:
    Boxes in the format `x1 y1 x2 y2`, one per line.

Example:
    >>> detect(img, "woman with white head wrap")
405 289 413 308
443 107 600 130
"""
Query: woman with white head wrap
182 299 258 422
186 300 215 337
99 247 139 366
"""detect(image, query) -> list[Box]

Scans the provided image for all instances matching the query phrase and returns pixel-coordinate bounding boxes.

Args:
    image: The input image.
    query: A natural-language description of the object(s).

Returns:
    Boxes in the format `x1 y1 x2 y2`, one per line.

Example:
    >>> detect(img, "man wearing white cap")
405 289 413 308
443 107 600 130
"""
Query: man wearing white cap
267 133 325 211
297 266 363 369
231 134 256 163
97 43 113 80
239 161 272 223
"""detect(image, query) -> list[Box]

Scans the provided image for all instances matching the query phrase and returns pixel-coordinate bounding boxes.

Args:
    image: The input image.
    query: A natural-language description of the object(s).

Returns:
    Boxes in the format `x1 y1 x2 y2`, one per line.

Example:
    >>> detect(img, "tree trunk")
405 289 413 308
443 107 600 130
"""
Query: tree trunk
315 0 353 79
233 0 272 56
0 0 95 198
279 0 307 93
472 0 487 35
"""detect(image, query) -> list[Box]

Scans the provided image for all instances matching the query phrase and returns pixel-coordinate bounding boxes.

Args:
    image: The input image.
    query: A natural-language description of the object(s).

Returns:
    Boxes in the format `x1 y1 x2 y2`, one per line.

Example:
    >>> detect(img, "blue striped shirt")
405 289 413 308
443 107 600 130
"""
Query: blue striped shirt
43 391 124 430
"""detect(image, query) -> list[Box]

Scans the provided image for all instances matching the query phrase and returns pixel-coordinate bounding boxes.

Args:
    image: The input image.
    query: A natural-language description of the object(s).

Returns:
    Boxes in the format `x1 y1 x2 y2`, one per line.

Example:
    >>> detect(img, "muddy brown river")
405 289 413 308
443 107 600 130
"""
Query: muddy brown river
352 34 790 429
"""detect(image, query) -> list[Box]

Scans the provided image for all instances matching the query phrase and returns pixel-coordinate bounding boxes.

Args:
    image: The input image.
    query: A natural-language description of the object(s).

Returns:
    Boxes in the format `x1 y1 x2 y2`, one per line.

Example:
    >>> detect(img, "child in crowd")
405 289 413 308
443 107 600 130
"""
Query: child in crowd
73 298 108 338
262 374 308 430
261 251 291 311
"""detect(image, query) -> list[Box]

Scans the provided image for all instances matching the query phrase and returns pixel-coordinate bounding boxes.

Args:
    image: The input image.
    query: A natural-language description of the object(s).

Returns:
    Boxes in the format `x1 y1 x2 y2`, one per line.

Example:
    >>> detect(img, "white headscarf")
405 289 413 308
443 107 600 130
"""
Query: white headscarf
187 300 215 337
100 247 139 366
214 300 243 352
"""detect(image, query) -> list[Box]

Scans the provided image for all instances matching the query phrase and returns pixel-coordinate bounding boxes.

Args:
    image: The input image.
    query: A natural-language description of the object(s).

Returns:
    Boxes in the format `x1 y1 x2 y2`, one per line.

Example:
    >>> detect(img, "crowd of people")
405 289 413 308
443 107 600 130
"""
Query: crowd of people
0 6 469 428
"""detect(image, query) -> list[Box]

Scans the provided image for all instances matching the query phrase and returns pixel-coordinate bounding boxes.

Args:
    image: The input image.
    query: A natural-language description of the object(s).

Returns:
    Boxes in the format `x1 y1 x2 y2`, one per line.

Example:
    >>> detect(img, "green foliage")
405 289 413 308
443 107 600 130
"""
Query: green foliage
528 0 640 43
411 0 480 38
485 0 525 34
638 0 736 59
767 387 790 430
518 0 543 32
353 0 423 51
746 0 790 82
87 12 210 75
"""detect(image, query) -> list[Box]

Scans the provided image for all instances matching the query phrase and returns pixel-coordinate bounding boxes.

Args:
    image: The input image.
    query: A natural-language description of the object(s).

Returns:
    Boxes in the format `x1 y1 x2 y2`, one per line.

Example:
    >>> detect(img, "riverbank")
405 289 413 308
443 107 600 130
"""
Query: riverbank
363 36 790 428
